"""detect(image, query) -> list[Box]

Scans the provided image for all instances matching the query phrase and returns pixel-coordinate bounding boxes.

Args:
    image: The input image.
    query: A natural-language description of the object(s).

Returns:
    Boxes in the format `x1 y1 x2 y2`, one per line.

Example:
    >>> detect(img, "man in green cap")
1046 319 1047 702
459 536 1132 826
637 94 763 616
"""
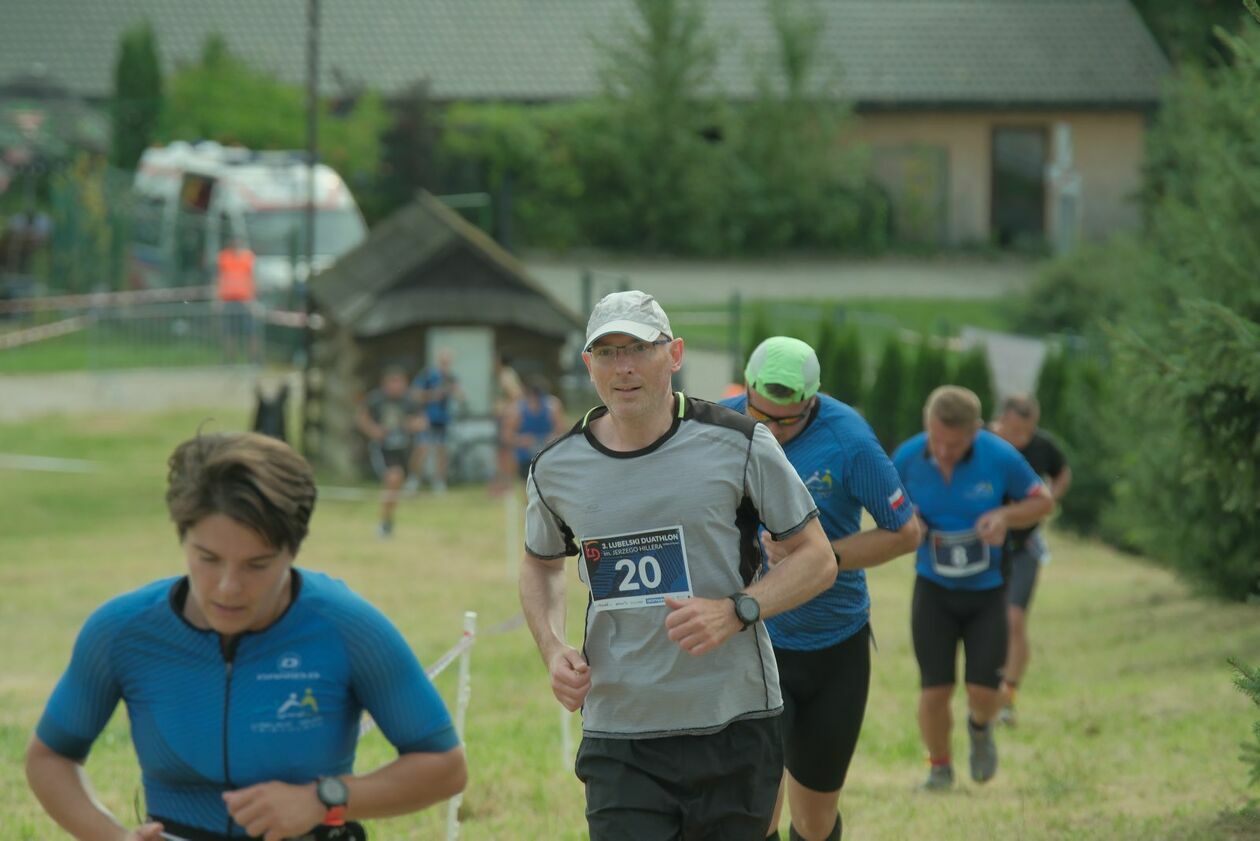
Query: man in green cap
722 336 921 841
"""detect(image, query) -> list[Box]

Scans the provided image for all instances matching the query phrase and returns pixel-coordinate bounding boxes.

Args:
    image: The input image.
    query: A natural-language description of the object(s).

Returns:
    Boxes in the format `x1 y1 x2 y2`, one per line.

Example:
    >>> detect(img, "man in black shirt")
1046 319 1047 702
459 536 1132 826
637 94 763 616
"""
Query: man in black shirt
356 365 426 538
991 394 1072 725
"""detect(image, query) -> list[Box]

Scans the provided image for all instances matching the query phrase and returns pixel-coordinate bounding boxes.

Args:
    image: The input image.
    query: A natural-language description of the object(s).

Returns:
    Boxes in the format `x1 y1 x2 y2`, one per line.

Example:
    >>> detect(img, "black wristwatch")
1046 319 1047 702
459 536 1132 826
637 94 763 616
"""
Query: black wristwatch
316 776 349 826
728 592 761 631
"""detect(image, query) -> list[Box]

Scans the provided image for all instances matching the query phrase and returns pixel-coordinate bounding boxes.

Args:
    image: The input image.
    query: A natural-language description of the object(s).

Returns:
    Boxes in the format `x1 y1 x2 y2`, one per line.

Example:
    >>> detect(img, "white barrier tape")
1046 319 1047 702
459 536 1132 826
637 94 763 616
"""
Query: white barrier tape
359 612 522 738
0 453 101 473
0 285 214 314
425 631 476 681
262 310 323 329
0 315 90 349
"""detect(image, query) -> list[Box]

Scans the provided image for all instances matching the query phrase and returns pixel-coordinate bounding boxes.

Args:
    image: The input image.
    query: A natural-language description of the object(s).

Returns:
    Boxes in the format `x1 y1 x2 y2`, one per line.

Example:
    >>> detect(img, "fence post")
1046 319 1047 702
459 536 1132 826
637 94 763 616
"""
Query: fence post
445 611 477 841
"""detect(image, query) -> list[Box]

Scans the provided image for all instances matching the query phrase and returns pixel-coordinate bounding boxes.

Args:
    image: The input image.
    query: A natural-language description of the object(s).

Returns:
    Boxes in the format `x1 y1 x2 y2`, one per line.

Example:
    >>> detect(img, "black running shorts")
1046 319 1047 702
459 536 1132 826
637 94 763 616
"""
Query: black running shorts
575 715 783 840
1005 543 1041 610
774 624 871 793
911 577 1007 689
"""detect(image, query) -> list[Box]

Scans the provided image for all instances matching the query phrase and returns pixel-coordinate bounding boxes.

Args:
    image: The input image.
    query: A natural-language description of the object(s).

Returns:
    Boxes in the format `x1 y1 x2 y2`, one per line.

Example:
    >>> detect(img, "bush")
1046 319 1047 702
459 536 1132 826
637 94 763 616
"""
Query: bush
1040 351 1116 537
1230 658 1260 788
952 345 994 420
436 0 887 255
1010 21 1260 600
1108 302 1260 598
1101 22 1260 600
868 335 906 452
900 339 949 443
823 324 864 408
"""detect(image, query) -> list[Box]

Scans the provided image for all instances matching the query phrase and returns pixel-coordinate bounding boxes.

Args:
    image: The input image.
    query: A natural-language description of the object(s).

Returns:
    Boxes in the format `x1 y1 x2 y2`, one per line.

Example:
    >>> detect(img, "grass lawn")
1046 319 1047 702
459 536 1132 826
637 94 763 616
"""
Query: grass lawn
0 408 1257 840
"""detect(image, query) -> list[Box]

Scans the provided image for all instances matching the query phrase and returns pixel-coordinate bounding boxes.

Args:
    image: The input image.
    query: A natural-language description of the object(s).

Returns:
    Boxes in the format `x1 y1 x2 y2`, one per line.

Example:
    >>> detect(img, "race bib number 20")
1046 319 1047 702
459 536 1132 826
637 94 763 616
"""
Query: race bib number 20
581 526 693 611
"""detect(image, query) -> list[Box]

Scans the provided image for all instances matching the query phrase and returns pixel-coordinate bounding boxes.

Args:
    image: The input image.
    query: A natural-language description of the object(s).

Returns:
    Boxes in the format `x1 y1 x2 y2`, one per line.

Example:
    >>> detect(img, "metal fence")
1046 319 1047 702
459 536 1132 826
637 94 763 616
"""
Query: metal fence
0 287 306 374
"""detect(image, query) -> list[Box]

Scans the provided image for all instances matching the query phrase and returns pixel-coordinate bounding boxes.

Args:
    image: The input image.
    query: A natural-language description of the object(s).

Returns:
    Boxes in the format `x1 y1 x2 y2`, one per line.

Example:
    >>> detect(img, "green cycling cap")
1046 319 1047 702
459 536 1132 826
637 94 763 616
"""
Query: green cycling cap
744 336 821 404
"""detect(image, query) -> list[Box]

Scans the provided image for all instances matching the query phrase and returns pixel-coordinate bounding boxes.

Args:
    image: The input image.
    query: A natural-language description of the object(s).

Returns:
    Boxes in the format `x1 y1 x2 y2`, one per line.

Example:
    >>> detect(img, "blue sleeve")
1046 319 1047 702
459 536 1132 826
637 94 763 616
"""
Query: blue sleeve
845 435 914 532
334 591 459 754
35 604 124 761
1004 446 1047 502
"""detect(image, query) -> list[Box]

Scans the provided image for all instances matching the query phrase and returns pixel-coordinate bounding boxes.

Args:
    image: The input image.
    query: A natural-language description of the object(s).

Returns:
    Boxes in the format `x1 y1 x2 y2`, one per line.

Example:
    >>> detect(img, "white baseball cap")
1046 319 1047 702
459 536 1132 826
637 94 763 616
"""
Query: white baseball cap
584 290 673 351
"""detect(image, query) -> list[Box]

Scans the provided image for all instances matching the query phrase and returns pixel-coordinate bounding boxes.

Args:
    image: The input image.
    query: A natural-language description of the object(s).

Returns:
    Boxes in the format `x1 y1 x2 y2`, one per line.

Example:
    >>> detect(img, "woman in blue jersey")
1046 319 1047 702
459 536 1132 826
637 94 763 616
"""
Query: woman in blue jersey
723 337 921 841
26 432 466 841
504 374 565 480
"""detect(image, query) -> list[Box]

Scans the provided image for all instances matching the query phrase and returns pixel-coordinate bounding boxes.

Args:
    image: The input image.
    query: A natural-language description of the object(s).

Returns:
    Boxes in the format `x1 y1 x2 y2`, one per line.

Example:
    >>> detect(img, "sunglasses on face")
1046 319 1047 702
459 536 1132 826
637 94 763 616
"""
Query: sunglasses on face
745 392 811 427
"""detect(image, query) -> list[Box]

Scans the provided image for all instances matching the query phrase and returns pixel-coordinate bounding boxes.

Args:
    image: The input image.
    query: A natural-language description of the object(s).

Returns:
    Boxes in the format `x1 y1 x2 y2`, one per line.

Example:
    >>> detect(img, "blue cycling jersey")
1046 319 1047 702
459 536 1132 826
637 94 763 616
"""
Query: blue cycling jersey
722 393 913 651
36 570 458 837
892 429 1045 591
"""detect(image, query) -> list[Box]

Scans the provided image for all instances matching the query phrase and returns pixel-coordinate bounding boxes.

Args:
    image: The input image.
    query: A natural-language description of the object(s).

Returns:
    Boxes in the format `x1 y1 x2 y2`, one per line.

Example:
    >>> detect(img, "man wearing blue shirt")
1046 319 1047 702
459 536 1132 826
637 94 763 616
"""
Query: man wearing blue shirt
893 386 1053 791
411 349 463 493
724 337 920 841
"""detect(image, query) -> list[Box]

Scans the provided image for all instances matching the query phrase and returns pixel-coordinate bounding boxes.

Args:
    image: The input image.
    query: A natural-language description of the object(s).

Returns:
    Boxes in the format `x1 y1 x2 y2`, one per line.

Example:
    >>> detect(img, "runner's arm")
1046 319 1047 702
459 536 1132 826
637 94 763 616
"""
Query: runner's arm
26 735 162 841
746 516 835 619
520 551 590 710
830 516 921 571
223 749 466 837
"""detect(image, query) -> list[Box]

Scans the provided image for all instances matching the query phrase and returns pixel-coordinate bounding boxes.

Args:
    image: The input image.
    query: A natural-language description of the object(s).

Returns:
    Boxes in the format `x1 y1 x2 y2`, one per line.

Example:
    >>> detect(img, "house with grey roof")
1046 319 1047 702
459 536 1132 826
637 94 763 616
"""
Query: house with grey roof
2 0 1170 247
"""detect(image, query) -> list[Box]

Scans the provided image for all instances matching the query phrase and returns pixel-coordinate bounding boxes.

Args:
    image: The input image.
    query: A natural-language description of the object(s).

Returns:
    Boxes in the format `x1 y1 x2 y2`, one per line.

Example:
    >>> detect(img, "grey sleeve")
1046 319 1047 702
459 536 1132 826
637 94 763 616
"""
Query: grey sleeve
524 467 573 559
745 423 819 540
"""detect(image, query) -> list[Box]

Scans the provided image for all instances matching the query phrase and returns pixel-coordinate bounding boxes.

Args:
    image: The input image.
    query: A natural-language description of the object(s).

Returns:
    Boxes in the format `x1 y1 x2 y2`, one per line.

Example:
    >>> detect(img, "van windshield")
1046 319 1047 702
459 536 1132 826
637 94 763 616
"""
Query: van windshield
243 209 366 258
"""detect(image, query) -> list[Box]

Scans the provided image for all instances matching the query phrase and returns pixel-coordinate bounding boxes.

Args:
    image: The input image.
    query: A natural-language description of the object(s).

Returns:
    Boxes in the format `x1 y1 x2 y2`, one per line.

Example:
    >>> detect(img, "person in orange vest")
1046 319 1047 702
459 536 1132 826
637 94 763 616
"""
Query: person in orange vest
217 239 259 363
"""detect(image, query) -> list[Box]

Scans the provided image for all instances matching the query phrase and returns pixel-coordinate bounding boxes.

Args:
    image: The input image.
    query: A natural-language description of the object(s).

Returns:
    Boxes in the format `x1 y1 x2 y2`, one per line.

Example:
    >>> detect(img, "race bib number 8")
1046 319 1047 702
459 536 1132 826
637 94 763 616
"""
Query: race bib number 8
930 528 989 578
580 526 693 611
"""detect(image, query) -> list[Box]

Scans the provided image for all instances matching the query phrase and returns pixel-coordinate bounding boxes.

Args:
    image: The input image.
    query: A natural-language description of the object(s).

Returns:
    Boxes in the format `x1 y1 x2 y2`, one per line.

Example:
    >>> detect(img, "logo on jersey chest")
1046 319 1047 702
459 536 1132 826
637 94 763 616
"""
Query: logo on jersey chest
250 686 326 734
804 468 834 499
964 481 995 501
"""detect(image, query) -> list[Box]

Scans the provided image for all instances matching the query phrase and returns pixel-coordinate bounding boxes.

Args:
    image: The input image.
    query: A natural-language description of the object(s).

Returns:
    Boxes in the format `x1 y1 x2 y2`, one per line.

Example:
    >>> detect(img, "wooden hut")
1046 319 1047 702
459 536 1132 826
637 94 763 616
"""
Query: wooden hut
305 191 582 480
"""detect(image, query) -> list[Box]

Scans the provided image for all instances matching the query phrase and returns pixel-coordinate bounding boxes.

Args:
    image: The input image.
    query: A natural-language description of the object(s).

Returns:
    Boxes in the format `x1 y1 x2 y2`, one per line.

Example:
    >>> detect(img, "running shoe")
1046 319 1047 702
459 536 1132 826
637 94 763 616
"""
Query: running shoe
968 719 998 783
919 763 955 791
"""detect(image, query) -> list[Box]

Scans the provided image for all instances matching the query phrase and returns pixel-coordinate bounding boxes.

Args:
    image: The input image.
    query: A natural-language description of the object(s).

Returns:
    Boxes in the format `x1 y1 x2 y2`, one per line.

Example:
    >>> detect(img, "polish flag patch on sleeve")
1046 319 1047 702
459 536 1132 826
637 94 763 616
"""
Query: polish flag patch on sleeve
889 488 907 510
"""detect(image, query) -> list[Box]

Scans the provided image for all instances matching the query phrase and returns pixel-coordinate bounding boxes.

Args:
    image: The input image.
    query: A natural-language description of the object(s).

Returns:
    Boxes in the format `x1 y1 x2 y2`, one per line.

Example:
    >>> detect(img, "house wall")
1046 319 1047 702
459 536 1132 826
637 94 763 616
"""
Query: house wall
853 110 1148 246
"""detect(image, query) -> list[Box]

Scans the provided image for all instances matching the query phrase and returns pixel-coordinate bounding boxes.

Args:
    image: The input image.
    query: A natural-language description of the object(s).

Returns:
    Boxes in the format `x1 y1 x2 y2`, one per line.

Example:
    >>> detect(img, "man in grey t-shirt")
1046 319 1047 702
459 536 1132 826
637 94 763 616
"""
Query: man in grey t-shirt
519 290 835 840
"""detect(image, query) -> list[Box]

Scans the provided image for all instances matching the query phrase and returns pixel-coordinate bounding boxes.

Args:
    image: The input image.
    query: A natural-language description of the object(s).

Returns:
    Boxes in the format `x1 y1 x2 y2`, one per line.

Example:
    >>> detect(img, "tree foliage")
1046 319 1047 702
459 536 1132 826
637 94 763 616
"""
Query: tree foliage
157 36 387 186
823 324 864 408
868 335 906 452
1015 20 1260 599
438 0 885 255
111 21 163 170
952 345 994 421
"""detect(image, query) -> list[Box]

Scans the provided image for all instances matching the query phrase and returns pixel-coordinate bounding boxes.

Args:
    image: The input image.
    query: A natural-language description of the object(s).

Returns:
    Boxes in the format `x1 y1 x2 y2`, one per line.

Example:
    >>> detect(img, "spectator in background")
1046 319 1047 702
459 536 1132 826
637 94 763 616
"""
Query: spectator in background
410 349 463 493
491 354 525 495
216 238 259 363
504 374 565 481
357 366 426 539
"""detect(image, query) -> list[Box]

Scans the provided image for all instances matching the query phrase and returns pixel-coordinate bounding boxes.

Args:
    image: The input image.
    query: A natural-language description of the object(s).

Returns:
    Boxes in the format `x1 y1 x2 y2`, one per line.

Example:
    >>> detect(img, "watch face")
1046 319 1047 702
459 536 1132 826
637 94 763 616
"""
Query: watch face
318 776 349 807
736 595 759 624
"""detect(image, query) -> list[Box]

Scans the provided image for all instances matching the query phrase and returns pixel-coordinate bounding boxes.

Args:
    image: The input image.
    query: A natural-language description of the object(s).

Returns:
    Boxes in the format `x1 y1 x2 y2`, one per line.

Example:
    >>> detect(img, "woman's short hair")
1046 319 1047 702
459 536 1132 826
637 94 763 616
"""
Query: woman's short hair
166 432 317 553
